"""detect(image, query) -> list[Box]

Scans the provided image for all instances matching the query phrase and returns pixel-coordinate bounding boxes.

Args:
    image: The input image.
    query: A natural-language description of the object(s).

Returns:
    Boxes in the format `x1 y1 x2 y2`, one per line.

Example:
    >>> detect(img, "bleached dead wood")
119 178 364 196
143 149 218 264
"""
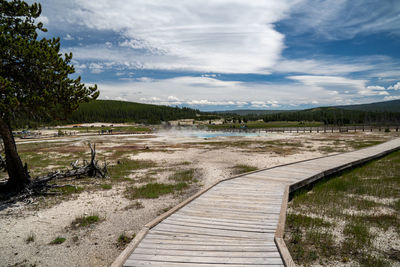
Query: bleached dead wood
0 143 108 205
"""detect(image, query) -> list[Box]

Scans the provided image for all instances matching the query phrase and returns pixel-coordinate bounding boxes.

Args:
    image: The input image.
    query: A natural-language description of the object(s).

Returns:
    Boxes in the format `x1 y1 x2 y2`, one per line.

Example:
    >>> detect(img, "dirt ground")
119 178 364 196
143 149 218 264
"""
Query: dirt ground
0 128 398 267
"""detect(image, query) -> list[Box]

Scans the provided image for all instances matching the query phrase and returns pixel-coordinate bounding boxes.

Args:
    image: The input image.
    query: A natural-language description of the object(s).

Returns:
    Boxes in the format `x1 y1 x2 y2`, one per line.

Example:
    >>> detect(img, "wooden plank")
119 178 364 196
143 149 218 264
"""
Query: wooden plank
176 210 280 221
152 225 276 238
143 234 273 244
160 221 277 233
145 229 275 240
127 255 283 265
181 205 282 214
149 230 274 241
166 214 278 225
140 241 275 248
182 205 282 215
194 194 281 201
124 260 283 267
187 200 280 208
169 214 279 226
240 176 298 183
141 239 276 247
138 238 276 248
132 247 281 258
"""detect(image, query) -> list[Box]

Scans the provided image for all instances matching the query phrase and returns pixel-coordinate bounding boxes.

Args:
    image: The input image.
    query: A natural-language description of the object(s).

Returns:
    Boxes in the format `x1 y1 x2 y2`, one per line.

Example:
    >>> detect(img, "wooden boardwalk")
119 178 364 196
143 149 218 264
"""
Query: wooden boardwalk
114 138 400 267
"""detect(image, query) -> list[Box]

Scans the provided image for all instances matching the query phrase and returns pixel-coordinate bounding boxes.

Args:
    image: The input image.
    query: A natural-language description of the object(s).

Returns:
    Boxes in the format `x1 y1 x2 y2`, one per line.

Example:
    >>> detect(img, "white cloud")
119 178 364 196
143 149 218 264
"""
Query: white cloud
64 34 74 40
366 85 385 91
284 0 400 39
287 75 366 90
35 15 49 25
187 100 234 106
95 76 367 109
136 77 153 83
272 58 373 75
38 0 298 74
251 101 268 108
236 101 248 107
167 96 180 101
114 96 128 101
384 95 400 101
287 75 392 97
89 63 104 74
388 82 400 90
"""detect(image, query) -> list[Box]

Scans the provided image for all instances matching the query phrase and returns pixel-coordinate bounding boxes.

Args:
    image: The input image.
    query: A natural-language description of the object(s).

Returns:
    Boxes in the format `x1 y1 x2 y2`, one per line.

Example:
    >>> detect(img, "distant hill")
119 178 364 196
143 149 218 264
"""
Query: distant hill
68 100 200 124
215 100 400 115
336 100 400 113
261 106 400 125
14 100 201 128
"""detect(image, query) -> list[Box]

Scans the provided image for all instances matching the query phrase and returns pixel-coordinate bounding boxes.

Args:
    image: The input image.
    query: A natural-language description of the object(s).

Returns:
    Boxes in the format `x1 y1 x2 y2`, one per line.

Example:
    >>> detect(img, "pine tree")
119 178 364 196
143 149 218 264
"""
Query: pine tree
0 0 98 194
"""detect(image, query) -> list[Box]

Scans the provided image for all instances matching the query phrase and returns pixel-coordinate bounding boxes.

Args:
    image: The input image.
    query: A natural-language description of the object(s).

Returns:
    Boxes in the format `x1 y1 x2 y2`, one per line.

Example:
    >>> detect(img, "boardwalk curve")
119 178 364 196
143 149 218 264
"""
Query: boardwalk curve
112 138 400 267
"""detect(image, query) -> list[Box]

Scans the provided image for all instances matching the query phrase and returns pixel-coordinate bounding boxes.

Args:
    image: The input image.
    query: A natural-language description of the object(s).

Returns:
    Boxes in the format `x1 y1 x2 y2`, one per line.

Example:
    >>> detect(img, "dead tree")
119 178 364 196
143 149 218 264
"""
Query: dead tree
33 143 107 186
0 143 108 204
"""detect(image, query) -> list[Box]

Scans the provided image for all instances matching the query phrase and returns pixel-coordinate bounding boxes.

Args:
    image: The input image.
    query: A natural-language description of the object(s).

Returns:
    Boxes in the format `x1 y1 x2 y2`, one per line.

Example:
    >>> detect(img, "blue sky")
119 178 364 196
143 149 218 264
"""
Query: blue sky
33 0 400 111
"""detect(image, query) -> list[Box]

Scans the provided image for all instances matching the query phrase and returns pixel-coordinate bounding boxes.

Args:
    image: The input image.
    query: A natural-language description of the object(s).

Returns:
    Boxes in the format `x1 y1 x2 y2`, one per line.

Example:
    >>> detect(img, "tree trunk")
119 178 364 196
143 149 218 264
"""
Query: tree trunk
0 118 31 193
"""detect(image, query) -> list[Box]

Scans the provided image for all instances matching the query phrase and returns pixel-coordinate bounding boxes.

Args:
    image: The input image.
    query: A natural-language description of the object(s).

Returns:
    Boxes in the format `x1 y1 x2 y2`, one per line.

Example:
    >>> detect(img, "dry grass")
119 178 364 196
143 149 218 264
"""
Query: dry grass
285 150 400 266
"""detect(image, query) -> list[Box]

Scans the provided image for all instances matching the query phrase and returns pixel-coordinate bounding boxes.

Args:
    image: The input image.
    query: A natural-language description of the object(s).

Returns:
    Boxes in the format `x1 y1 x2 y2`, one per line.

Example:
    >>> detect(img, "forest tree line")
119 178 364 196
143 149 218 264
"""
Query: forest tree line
232 107 400 126
12 100 400 129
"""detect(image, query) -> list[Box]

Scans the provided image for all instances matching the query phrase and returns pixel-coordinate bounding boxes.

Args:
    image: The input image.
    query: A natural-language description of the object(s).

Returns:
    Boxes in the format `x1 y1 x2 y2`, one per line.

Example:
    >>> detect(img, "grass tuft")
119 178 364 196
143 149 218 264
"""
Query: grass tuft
100 184 112 190
125 182 188 199
25 232 35 244
71 214 101 229
49 236 66 245
116 233 135 248
232 164 258 174
109 159 157 180
53 185 84 195
168 169 196 183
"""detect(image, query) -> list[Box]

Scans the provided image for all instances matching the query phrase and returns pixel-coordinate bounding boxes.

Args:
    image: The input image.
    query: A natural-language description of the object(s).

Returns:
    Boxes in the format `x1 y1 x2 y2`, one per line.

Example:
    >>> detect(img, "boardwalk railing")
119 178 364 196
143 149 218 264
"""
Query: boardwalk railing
210 125 400 134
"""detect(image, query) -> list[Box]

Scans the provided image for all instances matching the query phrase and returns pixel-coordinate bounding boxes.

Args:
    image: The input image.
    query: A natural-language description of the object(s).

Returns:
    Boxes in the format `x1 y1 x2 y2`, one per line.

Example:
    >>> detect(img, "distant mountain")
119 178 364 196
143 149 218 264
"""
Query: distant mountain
214 109 290 116
336 100 400 113
215 100 400 115
261 106 400 125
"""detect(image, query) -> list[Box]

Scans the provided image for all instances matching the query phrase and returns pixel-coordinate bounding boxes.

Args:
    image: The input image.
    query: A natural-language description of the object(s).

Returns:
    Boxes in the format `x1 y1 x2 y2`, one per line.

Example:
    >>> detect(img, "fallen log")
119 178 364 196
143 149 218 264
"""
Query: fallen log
0 143 108 205
32 143 108 187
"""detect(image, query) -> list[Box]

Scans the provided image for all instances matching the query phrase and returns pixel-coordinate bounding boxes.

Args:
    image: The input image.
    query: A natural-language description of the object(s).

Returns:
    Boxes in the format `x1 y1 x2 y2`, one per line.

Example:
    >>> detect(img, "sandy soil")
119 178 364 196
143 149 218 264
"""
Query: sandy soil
0 129 397 267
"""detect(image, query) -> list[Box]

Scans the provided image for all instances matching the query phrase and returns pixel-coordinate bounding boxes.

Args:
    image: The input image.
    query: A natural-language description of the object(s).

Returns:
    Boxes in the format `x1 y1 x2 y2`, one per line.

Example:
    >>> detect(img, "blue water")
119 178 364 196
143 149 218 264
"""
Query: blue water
196 132 264 138
166 129 266 139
